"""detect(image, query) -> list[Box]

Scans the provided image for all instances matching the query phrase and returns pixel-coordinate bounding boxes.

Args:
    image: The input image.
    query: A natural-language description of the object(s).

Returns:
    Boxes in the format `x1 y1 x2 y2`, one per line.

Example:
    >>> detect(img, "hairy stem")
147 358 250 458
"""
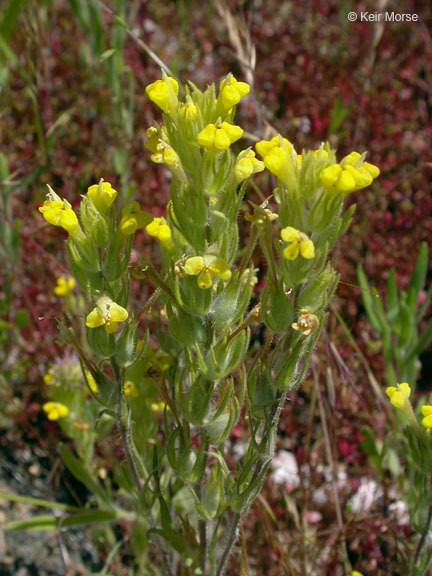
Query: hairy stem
414 499 432 568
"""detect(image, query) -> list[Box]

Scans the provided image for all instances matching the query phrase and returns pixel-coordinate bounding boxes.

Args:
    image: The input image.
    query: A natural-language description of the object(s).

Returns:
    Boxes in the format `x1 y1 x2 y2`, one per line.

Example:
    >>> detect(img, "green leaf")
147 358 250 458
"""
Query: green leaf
61 509 117 527
407 242 428 313
416 283 432 324
114 15 129 29
357 265 383 334
0 0 26 42
328 97 350 135
60 445 111 506
147 528 191 557
386 268 399 321
100 48 116 62
360 426 383 473
0 492 80 512
406 321 432 365
14 308 29 328
398 300 414 349
7 509 117 531
7 515 57 531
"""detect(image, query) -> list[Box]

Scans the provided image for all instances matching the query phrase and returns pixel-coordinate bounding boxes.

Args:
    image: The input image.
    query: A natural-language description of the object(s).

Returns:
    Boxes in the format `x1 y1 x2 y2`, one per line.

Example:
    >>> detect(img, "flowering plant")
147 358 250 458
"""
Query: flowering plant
34 72 379 574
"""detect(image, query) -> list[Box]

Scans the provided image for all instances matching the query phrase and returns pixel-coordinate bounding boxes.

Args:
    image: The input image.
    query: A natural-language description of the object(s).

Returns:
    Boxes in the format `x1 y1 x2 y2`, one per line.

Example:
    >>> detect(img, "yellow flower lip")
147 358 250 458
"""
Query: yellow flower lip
183 255 231 289
43 401 69 421
86 296 128 334
87 180 117 213
385 382 411 409
145 76 179 114
234 149 265 183
145 217 172 246
39 185 78 234
255 135 296 183
197 122 243 151
124 381 138 397
54 276 75 296
281 226 315 261
119 201 153 236
421 405 432 429
218 75 250 110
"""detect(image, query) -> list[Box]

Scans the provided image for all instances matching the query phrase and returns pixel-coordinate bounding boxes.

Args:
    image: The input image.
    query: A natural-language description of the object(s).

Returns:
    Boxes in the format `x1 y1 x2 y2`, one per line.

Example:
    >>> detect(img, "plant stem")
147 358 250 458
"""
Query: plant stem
414 500 432 567
197 434 210 574
215 511 241 576
215 391 286 575
114 377 142 493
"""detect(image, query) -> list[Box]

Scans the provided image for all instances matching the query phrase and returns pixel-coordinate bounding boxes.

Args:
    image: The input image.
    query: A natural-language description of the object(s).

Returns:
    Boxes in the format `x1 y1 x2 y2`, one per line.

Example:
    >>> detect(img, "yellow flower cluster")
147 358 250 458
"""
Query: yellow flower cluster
145 74 250 118
183 255 231 289
320 152 380 193
386 383 432 430
86 296 128 334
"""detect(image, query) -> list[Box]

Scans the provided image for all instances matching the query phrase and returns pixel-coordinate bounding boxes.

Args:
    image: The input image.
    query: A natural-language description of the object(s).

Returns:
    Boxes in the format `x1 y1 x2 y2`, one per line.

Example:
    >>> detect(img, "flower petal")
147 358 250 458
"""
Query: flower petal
110 302 128 322
197 269 212 289
184 256 205 275
86 308 105 328
210 258 231 280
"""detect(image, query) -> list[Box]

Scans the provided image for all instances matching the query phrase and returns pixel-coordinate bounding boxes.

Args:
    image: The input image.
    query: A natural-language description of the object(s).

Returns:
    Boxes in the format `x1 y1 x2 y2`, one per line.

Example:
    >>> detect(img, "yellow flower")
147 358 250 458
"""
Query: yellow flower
421 405 432 429
39 186 78 234
85 296 128 334
351 572 363 576
85 371 98 394
281 227 315 260
197 122 243 151
183 255 231 289
145 76 179 114
218 75 250 110
320 151 380 193
255 136 296 183
124 381 138 397
145 217 171 246
150 142 180 169
43 370 55 386
54 276 75 297
234 149 265 183
150 401 165 412
43 401 69 421
385 382 411 409
119 201 153 236
87 180 117 213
